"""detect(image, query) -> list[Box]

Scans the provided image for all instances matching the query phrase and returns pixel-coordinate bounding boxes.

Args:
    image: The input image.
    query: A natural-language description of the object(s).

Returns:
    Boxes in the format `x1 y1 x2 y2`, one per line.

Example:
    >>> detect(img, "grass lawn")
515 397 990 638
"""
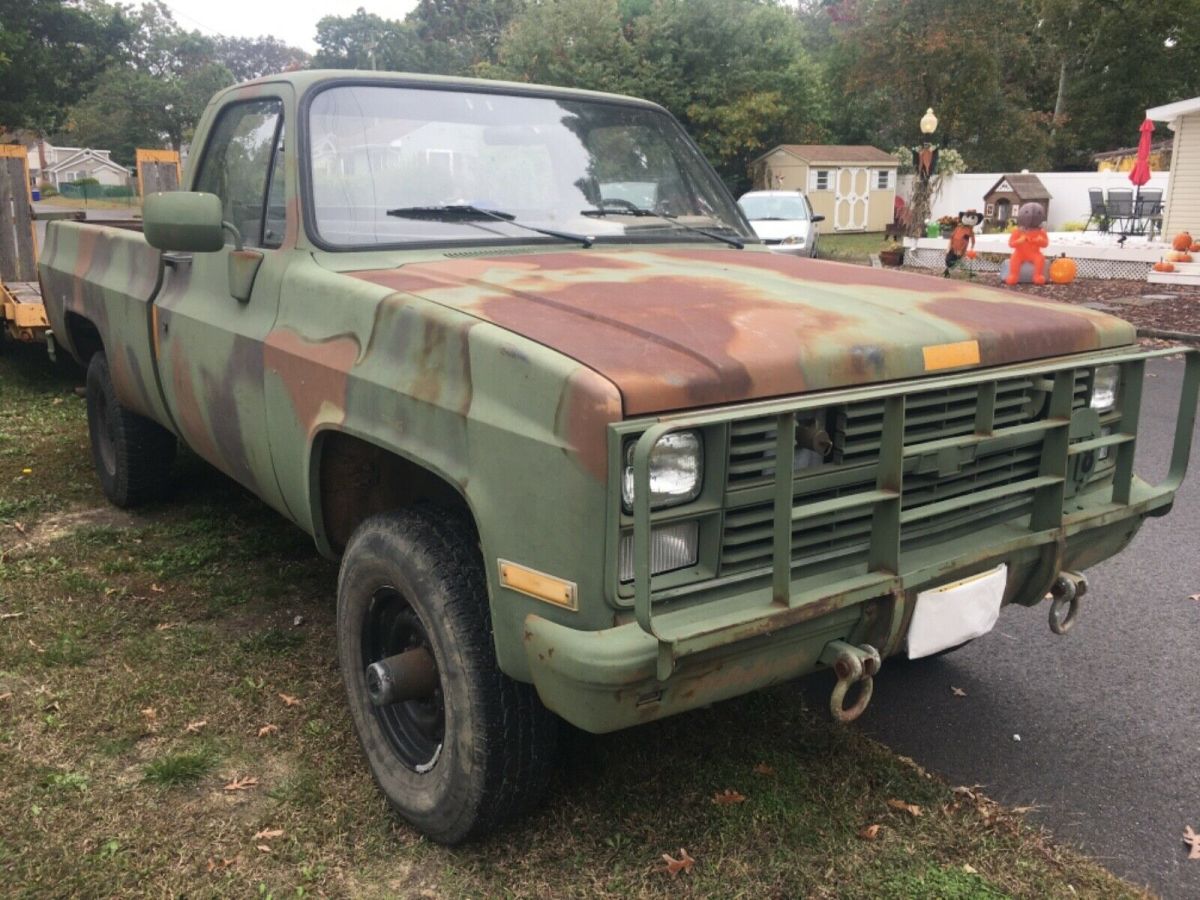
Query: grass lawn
817 231 891 261
0 341 1147 898
35 194 140 212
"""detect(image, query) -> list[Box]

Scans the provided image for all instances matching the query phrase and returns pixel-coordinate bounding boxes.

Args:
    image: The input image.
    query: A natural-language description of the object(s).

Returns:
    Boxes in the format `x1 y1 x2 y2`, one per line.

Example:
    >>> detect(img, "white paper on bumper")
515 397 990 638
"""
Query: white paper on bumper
906 563 1007 659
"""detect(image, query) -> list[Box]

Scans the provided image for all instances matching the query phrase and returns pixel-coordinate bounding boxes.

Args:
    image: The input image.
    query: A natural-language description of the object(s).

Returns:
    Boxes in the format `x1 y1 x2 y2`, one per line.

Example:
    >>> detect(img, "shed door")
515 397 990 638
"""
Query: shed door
834 167 869 231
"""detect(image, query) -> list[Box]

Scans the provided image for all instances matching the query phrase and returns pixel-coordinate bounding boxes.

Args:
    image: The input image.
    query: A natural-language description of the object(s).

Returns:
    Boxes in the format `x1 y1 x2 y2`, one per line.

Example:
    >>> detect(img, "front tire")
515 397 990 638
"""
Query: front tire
85 352 176 507
337 508 557 844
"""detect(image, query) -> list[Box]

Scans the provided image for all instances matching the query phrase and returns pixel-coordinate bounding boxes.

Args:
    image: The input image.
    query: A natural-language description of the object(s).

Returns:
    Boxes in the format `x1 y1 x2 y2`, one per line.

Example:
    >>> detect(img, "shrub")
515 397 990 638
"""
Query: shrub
1060 220 1086 232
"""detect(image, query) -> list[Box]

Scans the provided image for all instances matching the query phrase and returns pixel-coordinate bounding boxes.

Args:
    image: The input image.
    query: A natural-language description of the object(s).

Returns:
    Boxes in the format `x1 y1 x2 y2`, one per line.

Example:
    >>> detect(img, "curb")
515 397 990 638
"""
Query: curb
1136 327 1200 343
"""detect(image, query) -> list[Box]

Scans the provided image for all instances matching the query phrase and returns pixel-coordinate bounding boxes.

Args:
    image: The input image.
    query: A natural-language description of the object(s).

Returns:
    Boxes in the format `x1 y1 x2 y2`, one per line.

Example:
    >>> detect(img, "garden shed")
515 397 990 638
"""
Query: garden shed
1147 96 1200 236
982 173 1051 227
751 144 898 232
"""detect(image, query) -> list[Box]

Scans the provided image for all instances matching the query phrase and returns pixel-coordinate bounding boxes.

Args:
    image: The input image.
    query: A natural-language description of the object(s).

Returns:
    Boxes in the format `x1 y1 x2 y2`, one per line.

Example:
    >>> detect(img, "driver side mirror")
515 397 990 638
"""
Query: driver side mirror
812 214 826 223
144 192 225 252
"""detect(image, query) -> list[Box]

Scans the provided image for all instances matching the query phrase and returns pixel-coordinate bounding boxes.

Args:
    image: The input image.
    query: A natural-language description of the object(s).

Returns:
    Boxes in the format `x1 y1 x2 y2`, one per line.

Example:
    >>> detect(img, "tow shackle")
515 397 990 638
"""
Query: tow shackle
1048 571 1087 635
819 640 882 724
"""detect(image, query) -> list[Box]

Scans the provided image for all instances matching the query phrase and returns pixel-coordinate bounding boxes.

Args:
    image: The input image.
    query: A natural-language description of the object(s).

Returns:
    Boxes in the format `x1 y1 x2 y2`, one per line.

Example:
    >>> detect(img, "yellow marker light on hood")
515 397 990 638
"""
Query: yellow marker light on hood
923 340 980 371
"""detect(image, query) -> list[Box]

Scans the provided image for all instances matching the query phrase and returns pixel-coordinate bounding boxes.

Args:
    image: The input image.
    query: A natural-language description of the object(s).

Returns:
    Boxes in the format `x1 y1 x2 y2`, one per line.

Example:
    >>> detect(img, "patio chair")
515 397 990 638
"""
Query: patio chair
1084 188 1108 232
1106 189 1135 235
1134 189 1163 239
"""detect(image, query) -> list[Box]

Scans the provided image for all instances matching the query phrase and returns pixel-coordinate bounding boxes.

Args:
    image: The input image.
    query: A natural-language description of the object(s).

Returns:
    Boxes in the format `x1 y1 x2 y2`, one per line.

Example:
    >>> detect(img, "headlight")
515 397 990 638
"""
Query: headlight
622 431 703 509
1090 365 1119 412
781 234 806 246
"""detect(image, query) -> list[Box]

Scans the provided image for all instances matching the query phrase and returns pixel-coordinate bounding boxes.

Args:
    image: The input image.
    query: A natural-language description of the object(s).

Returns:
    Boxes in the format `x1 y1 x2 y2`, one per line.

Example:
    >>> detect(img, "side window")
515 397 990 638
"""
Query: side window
194 99 284 249
263 131 287 248
812 169 831 191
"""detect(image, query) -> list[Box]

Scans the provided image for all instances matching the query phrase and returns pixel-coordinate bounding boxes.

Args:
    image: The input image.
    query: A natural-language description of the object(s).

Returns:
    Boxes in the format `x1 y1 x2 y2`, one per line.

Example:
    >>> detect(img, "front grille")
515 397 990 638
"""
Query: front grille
720 370 1091 577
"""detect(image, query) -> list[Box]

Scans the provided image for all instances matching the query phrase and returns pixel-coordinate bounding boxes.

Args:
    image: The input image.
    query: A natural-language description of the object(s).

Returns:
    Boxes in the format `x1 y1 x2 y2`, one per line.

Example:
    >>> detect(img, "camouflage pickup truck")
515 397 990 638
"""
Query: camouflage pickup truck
39 71 1199 844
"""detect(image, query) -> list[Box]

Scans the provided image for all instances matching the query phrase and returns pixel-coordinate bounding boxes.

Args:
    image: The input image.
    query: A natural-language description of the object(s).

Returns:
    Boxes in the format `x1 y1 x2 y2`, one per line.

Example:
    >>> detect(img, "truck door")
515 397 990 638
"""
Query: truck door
153 95 292 516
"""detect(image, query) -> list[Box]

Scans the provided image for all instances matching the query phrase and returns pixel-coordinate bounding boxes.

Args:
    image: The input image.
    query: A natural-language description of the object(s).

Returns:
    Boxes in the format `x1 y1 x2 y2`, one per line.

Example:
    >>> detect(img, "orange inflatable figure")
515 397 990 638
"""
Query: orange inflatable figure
1005 202 1049 285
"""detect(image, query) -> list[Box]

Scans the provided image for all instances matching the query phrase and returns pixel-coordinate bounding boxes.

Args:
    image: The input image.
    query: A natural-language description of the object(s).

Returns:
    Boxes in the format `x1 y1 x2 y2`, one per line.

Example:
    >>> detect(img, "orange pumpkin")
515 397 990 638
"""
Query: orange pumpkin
965 249 977 259
1173 232 1193 251
1048 255 1077 284
1190 243 1200 252
1154 261 1176 273
1166 250 1193 263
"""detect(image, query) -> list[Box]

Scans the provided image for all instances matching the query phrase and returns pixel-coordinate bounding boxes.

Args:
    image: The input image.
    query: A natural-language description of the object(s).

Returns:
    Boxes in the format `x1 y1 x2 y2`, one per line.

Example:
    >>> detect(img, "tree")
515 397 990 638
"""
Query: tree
817 0 1056 172
0 0 128 133
213 36 309 82
410 0 525 73
482 0 635 93
485 0 827 192
312 7 428 71
1033 0 1200 167
53 3 235 161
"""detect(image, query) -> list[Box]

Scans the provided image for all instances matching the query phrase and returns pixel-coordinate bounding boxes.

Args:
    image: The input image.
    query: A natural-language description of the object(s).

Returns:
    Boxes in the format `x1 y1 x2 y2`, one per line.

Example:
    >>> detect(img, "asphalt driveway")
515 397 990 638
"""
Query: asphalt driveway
813 354 1199 898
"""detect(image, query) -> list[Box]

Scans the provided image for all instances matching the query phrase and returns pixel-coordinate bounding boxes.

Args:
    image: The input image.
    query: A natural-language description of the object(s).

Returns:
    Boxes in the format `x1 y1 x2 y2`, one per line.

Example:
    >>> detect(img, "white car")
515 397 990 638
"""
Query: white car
738 190 824 257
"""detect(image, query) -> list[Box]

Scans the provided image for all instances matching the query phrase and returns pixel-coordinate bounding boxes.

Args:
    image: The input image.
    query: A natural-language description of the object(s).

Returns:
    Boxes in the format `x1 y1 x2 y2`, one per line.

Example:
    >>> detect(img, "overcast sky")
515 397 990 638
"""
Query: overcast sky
161 0 420 52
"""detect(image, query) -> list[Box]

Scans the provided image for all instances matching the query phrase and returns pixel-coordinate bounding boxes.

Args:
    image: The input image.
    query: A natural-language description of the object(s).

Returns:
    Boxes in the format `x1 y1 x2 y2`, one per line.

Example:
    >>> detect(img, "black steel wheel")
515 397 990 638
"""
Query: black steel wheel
337 506 558 844
362 586 445 771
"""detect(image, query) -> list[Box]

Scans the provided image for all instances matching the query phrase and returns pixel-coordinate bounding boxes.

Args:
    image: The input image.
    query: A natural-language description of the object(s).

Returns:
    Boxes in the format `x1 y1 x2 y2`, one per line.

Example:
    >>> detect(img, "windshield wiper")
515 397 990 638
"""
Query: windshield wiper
580 204 744 249
386 204 593 248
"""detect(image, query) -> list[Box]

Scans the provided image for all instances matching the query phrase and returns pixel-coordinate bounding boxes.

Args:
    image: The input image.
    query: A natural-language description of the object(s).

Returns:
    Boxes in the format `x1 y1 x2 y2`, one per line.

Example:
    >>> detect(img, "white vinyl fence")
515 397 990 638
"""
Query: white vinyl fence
897 171 1170 231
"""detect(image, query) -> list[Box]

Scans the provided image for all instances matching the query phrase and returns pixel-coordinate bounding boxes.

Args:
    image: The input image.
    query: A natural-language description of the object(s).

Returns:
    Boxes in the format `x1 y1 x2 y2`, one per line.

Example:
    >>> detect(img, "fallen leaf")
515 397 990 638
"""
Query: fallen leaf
887 799 922 818
155 622 176 632
1011 805 1037 815
661 848 695 878
0 692 12 702
257 724 279 738
951 686 967 697
752 763 776 777
712 789 746 806
256 845 272 853
140 707 157 730
183 720 207 735
253 828 284 841
1185 826 1200 860
1188 593 1200 603
963 863 979 874
858 824 881 841
223 775 258 792
150 584 165 593
278 693 301 707
0 612 24 620
21 468 32 475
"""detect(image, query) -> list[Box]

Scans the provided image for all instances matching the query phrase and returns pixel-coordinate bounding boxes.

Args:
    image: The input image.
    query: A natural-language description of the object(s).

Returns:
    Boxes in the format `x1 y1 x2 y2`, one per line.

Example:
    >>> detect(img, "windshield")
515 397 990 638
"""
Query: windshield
738 194 810 221
306 84 752 248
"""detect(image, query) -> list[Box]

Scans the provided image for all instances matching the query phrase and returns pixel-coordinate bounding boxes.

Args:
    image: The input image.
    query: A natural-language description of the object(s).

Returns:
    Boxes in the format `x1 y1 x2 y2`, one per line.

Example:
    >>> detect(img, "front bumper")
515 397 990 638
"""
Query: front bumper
524 347 1199 733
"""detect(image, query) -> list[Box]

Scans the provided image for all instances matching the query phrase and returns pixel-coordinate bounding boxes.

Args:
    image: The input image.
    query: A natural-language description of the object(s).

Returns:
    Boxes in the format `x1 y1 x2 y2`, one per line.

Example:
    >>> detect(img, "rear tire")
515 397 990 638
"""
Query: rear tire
85 352 176 507
337 507 558 844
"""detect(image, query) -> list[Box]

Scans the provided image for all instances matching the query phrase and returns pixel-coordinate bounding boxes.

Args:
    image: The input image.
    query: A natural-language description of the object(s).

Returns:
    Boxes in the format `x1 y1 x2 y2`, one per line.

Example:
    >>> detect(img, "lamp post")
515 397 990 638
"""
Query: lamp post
907 107 940 238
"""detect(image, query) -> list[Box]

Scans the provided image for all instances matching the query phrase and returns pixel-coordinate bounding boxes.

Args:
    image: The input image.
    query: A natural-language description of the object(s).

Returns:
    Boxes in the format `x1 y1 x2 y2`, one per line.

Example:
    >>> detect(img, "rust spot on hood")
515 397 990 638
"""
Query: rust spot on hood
348 247 1136 416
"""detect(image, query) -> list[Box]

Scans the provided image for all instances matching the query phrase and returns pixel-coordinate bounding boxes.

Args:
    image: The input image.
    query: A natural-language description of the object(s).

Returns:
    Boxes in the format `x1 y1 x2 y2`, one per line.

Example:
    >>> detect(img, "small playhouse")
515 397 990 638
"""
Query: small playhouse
982 173 1051 228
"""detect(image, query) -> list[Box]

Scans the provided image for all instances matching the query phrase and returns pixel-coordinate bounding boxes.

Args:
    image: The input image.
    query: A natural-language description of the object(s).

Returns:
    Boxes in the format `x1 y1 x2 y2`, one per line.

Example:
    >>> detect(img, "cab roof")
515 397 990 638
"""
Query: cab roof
221 69 667 113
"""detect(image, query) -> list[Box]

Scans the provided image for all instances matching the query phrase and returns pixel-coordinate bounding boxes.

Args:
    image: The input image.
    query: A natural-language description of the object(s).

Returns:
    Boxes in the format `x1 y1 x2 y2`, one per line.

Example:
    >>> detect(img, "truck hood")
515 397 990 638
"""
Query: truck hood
344 247 1135 415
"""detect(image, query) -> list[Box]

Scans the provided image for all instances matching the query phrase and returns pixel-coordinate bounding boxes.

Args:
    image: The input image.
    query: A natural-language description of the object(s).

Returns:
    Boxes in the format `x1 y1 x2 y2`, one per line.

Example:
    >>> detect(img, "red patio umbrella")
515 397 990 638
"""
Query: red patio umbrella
1129 118 1154 221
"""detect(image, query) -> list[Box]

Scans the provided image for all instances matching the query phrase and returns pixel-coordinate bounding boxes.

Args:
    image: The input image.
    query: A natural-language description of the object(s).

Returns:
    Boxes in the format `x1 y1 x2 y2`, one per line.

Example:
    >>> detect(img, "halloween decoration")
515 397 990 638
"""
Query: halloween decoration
1166 250 1194 263
943 209 982 277
1048 255 1077 284
1004 203 1049 286
998 257 1052 284
1153 260 1176 273
1173 232 1193 251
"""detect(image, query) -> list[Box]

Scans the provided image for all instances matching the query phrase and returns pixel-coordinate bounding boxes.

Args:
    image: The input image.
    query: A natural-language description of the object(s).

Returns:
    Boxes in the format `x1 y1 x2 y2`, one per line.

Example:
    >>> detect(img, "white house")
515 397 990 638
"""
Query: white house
1147 96 1200 236
26 141 130 188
